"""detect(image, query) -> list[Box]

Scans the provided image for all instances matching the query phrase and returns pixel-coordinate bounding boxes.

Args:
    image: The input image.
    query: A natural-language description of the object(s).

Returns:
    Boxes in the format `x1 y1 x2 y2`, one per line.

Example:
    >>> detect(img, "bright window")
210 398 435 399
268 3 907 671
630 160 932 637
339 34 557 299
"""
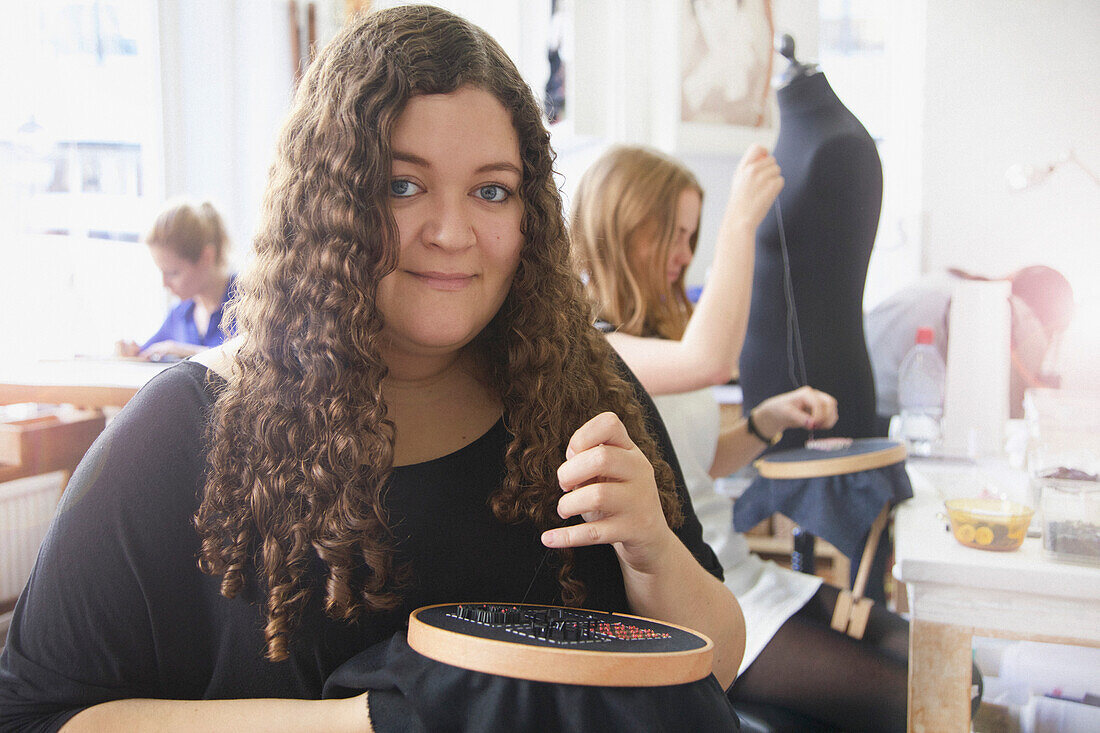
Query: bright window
0 0 167 361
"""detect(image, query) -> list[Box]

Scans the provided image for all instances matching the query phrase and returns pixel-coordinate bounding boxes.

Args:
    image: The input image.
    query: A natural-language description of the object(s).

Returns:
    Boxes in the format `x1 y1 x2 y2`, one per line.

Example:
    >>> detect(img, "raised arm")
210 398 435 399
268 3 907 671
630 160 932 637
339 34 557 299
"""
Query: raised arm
607 145 783 395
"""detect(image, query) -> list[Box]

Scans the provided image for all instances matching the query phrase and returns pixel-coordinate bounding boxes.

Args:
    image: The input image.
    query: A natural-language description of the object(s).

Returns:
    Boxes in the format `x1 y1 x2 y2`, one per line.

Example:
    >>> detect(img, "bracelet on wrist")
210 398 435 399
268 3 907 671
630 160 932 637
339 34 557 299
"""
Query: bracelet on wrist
746 410 780 445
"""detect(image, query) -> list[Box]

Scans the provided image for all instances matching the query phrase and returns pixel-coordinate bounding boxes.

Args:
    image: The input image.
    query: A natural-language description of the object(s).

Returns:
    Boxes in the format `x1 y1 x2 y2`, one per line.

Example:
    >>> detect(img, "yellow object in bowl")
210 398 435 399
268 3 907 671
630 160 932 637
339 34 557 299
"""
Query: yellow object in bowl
944 498 1034 551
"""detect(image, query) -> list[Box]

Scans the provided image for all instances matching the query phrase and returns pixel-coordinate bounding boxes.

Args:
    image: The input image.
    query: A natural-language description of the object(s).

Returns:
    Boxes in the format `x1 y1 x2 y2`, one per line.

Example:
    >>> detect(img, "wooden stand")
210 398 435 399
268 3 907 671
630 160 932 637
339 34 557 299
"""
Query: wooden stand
754 438 907 638
830 503 890 639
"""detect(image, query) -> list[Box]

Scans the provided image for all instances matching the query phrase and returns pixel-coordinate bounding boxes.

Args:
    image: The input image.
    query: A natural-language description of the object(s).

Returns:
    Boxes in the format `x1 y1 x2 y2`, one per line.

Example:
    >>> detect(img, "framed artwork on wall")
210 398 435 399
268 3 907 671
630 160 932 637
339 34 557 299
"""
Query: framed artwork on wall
674 0 778 153
544 0 781 154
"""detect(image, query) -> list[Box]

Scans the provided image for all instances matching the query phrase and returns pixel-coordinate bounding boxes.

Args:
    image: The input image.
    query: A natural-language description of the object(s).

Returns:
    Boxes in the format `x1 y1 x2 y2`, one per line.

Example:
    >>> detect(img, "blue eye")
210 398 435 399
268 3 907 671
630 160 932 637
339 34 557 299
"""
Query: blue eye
390 179 421 197
476 184 510 202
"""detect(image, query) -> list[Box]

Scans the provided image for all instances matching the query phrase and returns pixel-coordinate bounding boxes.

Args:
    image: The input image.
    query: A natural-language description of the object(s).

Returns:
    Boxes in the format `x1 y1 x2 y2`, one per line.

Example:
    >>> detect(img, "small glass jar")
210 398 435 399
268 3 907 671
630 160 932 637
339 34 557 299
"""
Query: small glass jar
1039 472 1100 565
1025 389 1100 560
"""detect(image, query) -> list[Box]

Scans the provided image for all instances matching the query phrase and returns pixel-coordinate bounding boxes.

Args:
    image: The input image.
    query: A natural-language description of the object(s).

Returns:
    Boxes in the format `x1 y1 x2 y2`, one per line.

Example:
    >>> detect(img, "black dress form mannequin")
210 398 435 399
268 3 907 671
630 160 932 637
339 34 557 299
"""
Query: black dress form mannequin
738 42 886 602
739 56 882 450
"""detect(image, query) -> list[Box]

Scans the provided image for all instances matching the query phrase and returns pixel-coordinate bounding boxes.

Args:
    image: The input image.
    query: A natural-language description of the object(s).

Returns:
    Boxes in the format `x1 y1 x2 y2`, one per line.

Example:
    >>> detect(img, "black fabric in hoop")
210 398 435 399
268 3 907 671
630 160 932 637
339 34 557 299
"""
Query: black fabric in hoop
733 461 913 560
323 633 741 732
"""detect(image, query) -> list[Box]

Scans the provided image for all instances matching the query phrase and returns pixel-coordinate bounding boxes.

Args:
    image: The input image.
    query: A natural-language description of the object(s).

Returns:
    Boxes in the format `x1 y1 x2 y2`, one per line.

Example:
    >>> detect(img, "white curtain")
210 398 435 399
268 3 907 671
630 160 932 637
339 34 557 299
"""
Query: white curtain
157 0 304 268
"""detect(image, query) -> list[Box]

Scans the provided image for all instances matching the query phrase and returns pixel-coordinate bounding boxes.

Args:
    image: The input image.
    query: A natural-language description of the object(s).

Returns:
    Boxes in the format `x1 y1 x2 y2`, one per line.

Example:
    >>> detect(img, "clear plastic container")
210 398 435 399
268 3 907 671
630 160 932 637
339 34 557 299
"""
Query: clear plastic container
944 497 1033 551
1025 388 1100 564
1039 473 1100 565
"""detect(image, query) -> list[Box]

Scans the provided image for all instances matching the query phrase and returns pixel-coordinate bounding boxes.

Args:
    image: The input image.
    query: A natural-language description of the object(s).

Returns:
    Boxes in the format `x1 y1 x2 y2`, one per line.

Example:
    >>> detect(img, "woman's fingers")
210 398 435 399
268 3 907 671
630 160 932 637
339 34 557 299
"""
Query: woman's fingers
555 474 632 524
115 340 140 358
739 143 769 167
563 411 636 460
542 478 665 551
757 386 840 435
816 392 839 428
542 510 611 548
741 155 780 184
543 412 668 556
728 148 784 226
791 386 839 430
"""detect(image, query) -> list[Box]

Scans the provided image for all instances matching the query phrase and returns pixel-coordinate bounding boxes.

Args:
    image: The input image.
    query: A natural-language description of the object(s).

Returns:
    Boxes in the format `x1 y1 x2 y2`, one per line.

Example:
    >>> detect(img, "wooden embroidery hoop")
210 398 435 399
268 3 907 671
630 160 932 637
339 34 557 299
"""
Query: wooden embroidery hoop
407 603 714 687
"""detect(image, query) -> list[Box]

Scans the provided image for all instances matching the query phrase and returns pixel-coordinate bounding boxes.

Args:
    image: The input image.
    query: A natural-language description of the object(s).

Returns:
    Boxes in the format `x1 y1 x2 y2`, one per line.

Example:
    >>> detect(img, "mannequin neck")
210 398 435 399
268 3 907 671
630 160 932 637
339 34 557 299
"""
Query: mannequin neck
776 71 840 114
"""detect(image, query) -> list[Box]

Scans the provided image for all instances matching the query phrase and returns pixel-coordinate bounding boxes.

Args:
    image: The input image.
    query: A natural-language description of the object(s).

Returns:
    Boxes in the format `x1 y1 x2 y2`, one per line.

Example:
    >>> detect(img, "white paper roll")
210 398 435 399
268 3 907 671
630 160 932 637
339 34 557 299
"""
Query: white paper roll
942 280 1011 457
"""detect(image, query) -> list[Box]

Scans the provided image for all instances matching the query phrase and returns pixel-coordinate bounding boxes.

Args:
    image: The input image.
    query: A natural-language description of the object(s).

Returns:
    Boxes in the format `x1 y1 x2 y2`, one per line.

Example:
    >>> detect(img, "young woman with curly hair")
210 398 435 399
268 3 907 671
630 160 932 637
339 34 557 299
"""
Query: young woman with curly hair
0 6 742 732
572 144 914 731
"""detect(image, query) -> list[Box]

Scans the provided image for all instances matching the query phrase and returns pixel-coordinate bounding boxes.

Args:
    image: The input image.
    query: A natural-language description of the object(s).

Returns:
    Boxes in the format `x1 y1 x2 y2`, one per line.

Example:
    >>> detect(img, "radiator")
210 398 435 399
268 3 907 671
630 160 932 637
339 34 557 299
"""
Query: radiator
0 473 64 603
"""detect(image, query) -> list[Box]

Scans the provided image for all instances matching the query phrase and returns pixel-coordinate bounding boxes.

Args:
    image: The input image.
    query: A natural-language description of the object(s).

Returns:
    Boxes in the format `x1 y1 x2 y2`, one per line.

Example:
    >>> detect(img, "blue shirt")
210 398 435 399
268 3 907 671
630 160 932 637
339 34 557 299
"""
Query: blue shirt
141 273 237 352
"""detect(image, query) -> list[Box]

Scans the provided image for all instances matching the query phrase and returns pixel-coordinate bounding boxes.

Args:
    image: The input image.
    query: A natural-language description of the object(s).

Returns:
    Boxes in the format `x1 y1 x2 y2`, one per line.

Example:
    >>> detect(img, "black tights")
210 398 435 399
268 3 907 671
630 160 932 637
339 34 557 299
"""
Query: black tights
728 584 910 732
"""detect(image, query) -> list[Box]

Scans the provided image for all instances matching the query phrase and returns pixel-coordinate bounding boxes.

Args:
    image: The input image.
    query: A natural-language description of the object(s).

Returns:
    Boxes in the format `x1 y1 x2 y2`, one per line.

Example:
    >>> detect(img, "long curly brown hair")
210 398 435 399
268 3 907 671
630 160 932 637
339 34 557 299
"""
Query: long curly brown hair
195 5 683 662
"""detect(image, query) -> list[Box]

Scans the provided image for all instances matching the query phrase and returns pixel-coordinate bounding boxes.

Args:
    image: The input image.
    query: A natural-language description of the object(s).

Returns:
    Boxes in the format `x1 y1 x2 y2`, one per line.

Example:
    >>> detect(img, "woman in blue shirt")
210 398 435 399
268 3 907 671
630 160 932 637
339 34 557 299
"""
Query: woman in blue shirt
116 200 236 361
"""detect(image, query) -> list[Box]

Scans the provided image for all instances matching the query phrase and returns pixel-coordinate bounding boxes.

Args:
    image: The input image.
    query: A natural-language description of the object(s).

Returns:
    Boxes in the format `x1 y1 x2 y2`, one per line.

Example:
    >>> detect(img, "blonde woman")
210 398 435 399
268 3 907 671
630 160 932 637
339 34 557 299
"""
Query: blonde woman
573 144 911 731
115 200 236 361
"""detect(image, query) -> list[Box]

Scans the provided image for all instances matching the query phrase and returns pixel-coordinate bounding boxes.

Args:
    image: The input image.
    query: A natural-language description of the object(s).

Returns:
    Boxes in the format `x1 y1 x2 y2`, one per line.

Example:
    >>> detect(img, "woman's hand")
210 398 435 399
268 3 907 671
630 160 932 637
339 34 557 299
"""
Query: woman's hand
722 143 784 235
750 385 839 443
114 339 141 358
710 386 839 478
546 412 746 689
542 412 677 575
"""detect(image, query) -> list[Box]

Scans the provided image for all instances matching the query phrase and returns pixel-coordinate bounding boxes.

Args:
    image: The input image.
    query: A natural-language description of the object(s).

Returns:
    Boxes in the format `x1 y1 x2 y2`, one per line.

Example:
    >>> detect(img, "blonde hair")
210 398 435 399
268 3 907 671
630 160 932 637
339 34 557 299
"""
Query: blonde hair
571 146 702 339
144 200 229 266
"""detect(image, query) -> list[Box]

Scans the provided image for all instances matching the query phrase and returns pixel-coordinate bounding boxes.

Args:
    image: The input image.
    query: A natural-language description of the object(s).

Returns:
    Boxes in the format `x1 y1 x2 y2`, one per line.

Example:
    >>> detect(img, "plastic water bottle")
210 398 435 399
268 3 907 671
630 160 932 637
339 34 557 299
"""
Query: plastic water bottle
898 327 946 456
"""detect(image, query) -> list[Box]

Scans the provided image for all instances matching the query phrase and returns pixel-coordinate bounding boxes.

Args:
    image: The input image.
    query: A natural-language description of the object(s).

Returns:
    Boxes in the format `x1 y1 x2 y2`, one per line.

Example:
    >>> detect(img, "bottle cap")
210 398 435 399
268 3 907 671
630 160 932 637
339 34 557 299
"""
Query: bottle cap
915 327 934 345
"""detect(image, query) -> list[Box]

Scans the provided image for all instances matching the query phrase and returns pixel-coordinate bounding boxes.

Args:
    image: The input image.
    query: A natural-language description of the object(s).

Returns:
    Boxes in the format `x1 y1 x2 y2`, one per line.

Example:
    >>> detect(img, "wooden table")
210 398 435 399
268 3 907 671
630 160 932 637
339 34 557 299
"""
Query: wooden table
894 461 1100 732
0 358 171 483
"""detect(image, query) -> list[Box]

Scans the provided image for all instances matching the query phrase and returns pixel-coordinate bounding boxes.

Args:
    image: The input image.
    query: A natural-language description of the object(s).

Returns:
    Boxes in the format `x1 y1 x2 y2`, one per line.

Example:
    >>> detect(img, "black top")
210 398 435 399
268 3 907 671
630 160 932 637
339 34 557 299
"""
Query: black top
739 71 882 448
0 360 719 732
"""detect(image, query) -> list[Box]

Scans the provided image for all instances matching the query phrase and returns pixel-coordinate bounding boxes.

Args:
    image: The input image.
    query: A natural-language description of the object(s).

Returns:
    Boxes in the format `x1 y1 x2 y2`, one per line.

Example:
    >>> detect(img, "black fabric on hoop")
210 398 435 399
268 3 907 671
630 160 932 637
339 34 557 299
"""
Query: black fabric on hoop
322 633 741 732
732 461 913 561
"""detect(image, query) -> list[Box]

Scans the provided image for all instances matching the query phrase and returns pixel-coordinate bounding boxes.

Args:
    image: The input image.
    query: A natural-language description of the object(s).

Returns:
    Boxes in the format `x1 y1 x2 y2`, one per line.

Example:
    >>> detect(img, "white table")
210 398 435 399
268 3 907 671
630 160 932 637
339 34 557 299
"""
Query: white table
894 460 1100 732
0 358 171 409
